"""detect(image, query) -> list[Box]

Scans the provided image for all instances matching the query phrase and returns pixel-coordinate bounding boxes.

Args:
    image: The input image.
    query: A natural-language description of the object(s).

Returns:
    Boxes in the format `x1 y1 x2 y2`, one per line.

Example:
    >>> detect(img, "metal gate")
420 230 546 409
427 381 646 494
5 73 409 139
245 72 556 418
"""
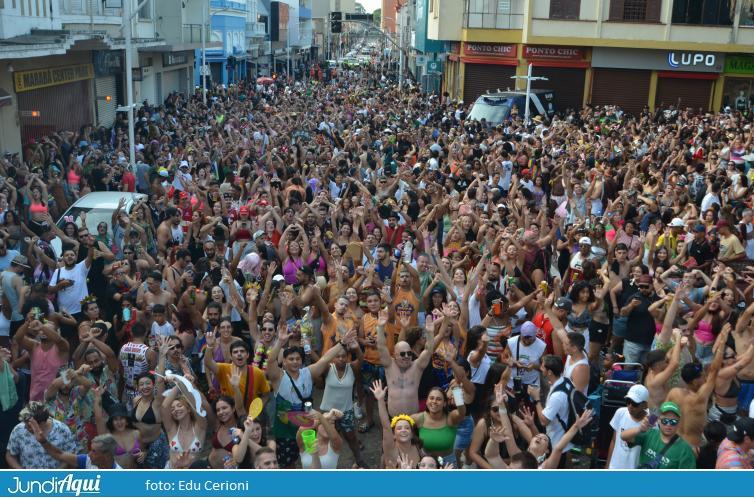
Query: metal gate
463 64 516 105
17 79 93 144
655 77 713 113
590 68 651 115
531 67 586 113
95 75 117 127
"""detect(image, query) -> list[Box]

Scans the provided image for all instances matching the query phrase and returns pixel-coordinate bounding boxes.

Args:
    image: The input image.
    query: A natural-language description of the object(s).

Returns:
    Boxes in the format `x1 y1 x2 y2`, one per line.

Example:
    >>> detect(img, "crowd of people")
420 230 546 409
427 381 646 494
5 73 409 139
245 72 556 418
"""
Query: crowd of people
0 62 753 470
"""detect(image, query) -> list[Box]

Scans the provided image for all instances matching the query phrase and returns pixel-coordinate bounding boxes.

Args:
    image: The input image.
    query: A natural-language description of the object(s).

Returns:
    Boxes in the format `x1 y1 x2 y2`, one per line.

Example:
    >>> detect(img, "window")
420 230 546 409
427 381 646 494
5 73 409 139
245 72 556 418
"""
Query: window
608 0 661 22
672 0 733 25
138 0 151 19
742 0 754 25
549 0 580 19
466 0 520 29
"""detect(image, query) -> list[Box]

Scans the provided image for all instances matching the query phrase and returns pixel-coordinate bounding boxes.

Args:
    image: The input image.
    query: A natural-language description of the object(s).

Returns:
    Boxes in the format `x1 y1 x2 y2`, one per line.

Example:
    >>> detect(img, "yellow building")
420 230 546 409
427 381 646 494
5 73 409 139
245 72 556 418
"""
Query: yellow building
430 0 754 114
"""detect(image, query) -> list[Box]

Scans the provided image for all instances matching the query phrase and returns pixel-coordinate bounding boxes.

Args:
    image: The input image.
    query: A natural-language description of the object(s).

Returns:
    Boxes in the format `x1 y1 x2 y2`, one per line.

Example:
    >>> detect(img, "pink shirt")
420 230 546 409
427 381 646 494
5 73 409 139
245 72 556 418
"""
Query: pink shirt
30 343 65 402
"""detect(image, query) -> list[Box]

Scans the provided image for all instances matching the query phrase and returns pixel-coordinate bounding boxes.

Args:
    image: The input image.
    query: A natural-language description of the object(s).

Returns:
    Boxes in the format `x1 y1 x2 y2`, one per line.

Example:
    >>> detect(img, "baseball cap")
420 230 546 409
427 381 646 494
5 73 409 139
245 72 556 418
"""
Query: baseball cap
727 417 754 442
693 223 706 233
669 218 685 228
252 230 265 240
179 160 190 169
625 384 649 405
579 236 592 246
158 167 169 178
239 205 250 216
554 297 573 312
716 219 730 230
520 321 538 338
659 401 681 417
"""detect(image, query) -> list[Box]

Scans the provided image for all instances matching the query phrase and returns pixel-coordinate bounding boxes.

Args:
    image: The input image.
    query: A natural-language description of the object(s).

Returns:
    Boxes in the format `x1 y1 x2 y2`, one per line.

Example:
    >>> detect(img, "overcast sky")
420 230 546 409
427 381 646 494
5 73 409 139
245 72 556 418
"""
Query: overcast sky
358 0 381 13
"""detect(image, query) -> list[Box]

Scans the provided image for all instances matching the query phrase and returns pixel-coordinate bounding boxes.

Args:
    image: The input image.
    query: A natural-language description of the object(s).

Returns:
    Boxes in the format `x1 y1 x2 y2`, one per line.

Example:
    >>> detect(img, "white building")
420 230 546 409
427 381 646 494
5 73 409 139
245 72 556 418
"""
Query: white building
0 0 211 155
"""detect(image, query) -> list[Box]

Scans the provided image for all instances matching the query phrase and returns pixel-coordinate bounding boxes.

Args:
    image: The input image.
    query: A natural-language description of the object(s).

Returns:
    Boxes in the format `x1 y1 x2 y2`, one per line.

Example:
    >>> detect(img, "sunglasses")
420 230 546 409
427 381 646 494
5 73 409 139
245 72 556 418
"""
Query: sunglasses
660 417 679 426
638 285 651 289
398 351 413 358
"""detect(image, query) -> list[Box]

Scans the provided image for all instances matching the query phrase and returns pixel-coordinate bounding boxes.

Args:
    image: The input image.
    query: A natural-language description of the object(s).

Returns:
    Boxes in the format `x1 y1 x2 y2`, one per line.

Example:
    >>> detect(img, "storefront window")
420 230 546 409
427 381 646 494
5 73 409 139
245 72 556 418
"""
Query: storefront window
722 78 754 112
741 0 754 25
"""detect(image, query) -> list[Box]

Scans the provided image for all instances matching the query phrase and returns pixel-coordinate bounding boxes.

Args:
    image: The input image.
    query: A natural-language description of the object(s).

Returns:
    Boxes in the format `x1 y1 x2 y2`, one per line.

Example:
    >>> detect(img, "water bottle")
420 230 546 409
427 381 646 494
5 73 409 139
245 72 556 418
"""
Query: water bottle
301 308 312 355
403 241 413 264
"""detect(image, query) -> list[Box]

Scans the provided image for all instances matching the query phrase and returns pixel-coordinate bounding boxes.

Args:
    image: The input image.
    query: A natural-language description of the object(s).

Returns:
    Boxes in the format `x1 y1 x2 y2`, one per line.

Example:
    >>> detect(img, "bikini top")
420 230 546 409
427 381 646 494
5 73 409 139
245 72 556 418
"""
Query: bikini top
115 438 141 457
170 426 202 454
211 429 235 452
131 400 157 425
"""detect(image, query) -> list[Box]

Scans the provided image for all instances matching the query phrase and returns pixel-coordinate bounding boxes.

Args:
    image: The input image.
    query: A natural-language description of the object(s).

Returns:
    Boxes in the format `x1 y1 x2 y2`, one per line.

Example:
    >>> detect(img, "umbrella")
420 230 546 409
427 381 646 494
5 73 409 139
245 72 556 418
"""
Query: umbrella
257 77 274 85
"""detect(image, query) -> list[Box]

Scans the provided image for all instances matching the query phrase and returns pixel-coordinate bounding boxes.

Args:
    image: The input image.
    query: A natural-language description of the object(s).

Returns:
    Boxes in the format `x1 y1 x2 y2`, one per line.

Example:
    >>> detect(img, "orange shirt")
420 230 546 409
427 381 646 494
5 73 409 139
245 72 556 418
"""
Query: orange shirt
321 314 356 354
392 287 419 327
360 312 397 365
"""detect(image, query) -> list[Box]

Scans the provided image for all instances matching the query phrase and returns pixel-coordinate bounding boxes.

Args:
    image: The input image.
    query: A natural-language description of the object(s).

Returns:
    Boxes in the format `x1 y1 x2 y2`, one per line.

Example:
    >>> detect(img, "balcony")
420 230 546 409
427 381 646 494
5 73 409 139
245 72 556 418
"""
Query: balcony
182 24 210 43
246 22 267 38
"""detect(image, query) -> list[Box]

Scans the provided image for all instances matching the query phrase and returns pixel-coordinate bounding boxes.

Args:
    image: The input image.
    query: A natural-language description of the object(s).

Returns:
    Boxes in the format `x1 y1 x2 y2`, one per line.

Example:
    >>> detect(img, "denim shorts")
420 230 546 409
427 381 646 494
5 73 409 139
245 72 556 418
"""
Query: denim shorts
453 415 474 451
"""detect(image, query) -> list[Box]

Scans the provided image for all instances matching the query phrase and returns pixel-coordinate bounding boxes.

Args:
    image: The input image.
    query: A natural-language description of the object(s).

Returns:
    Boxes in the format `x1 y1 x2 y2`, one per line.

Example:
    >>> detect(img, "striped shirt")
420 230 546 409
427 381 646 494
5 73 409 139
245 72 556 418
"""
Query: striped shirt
716 439 754 469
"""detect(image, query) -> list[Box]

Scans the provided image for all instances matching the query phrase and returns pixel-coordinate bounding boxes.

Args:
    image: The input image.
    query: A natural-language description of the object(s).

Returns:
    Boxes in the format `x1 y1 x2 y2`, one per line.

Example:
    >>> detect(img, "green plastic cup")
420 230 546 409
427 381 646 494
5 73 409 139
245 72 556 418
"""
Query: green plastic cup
302 429 317 454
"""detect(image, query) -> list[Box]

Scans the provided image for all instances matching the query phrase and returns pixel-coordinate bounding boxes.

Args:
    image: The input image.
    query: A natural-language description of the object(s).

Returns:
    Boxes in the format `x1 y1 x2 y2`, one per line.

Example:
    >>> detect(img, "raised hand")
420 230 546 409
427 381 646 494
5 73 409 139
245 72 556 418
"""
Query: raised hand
370 379 386 400
377 307 389 327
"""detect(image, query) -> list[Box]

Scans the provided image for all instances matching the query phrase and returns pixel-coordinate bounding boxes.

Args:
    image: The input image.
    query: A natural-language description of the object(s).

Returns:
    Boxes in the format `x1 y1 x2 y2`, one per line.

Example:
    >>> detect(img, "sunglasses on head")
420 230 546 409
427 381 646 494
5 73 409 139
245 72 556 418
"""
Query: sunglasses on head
660 417 679 426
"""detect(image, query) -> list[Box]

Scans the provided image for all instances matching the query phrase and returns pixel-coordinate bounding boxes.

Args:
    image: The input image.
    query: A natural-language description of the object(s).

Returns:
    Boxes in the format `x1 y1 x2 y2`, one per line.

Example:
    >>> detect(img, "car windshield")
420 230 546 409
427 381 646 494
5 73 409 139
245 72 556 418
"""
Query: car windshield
57 206 117 240
468 100 511 124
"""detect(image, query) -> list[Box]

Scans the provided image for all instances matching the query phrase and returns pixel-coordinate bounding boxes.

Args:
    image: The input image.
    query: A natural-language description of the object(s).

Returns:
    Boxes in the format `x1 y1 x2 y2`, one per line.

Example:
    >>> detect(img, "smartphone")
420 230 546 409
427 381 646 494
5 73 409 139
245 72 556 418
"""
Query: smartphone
648 414 658 426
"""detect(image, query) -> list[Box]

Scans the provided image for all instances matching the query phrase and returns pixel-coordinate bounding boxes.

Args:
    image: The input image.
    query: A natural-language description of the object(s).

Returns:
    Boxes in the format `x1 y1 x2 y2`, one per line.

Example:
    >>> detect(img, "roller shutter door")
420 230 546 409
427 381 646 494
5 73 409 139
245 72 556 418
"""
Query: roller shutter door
18 79 92 144
162 69 180 100
140 74 156 106
530 66 586 113
591 68 650 115
655 77 713 113
95 75 117 127
463 64 516 105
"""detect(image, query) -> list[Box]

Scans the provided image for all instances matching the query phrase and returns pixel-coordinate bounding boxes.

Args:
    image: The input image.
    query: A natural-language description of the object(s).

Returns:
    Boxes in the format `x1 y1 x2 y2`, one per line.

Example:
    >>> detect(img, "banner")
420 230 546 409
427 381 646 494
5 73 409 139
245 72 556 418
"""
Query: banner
0 470 752 497
13 64 94 93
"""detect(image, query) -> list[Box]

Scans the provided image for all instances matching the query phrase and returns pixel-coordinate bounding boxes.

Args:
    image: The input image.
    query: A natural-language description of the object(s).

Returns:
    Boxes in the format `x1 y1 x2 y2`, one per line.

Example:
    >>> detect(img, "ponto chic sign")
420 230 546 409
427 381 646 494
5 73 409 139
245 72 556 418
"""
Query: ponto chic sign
667 52 716 68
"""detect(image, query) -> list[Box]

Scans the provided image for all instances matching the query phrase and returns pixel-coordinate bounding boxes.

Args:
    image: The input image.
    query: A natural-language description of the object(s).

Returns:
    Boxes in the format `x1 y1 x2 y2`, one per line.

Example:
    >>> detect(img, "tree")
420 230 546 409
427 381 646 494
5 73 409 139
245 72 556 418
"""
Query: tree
372 8 381 26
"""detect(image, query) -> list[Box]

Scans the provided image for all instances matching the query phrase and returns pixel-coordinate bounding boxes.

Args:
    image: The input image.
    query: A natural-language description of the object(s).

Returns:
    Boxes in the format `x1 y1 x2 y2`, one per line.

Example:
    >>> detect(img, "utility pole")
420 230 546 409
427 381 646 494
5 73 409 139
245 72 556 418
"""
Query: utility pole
201 0 207 105
511 63 548 125
124 0 136 169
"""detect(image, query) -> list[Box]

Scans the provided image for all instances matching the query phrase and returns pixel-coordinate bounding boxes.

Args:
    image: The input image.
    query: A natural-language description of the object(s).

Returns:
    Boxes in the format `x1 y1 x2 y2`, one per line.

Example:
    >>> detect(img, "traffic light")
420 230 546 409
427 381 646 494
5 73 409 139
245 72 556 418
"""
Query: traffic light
330 11 342 33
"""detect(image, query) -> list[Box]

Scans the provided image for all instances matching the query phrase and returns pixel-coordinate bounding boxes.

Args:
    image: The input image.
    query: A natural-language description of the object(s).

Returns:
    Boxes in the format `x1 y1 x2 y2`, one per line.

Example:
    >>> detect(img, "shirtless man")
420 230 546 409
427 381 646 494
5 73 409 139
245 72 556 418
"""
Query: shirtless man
136 270 176 311
645 297 685 413
667 324 727 448
733 301 754 413
376 308 436 416
156 207 184 256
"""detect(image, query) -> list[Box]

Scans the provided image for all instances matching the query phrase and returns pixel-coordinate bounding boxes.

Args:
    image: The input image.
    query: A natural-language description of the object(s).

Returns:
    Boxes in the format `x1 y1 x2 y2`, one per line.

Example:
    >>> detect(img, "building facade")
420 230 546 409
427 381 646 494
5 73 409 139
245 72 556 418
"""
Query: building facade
430 0 754 114
0 0 206 155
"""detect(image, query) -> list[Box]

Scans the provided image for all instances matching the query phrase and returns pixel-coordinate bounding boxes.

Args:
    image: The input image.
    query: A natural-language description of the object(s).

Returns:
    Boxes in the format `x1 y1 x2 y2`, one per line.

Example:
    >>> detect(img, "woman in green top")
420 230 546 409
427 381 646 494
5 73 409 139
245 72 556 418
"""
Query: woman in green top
411 386 466 467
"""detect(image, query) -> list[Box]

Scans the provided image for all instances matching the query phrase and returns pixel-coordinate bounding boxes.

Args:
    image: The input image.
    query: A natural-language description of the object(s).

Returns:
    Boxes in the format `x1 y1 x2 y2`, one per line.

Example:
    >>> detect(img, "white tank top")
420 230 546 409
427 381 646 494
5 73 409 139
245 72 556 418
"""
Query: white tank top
300 442 339 469
564 355 589 395
320 364 354 412
276 367 313 406
120 342 150 389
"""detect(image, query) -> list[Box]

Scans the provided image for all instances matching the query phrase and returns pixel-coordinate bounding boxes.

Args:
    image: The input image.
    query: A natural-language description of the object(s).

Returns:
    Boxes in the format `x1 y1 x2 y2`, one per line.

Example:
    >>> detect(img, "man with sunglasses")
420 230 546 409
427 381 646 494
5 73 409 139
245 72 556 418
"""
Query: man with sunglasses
619 274 658 364
621 401 695 469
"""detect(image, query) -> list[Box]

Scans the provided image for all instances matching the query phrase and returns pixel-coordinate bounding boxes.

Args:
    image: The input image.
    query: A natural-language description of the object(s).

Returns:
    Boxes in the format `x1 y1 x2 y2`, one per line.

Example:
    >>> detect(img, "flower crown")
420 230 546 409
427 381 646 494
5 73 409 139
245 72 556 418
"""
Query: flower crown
80 295 98 306
390 414 415 429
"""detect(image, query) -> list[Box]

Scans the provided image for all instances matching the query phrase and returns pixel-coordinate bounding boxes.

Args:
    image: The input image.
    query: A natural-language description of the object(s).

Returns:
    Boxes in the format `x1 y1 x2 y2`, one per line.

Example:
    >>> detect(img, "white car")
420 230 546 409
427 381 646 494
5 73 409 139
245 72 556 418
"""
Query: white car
52 191 148 257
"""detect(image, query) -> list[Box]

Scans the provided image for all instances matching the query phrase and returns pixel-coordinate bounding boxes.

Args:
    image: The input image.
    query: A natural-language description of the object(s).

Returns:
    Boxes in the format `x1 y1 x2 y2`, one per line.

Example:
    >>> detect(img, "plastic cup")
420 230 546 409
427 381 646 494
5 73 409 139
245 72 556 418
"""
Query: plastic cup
301 429 317 454
452 386 464 407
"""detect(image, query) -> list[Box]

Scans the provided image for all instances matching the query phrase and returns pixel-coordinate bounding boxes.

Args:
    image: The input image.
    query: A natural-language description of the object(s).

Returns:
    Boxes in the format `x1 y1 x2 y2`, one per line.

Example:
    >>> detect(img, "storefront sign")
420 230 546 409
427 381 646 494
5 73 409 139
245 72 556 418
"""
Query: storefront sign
592 48 722 73
93 51 123 76
463 42 515 58
13 63 94 93
163 52 189 67
524 46 584 61
725 54 754 74
667 51 717 69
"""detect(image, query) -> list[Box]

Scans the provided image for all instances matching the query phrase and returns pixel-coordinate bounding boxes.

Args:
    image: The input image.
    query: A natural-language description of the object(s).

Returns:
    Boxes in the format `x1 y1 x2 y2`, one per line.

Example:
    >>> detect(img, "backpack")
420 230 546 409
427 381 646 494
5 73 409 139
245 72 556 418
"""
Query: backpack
552 378 594 448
